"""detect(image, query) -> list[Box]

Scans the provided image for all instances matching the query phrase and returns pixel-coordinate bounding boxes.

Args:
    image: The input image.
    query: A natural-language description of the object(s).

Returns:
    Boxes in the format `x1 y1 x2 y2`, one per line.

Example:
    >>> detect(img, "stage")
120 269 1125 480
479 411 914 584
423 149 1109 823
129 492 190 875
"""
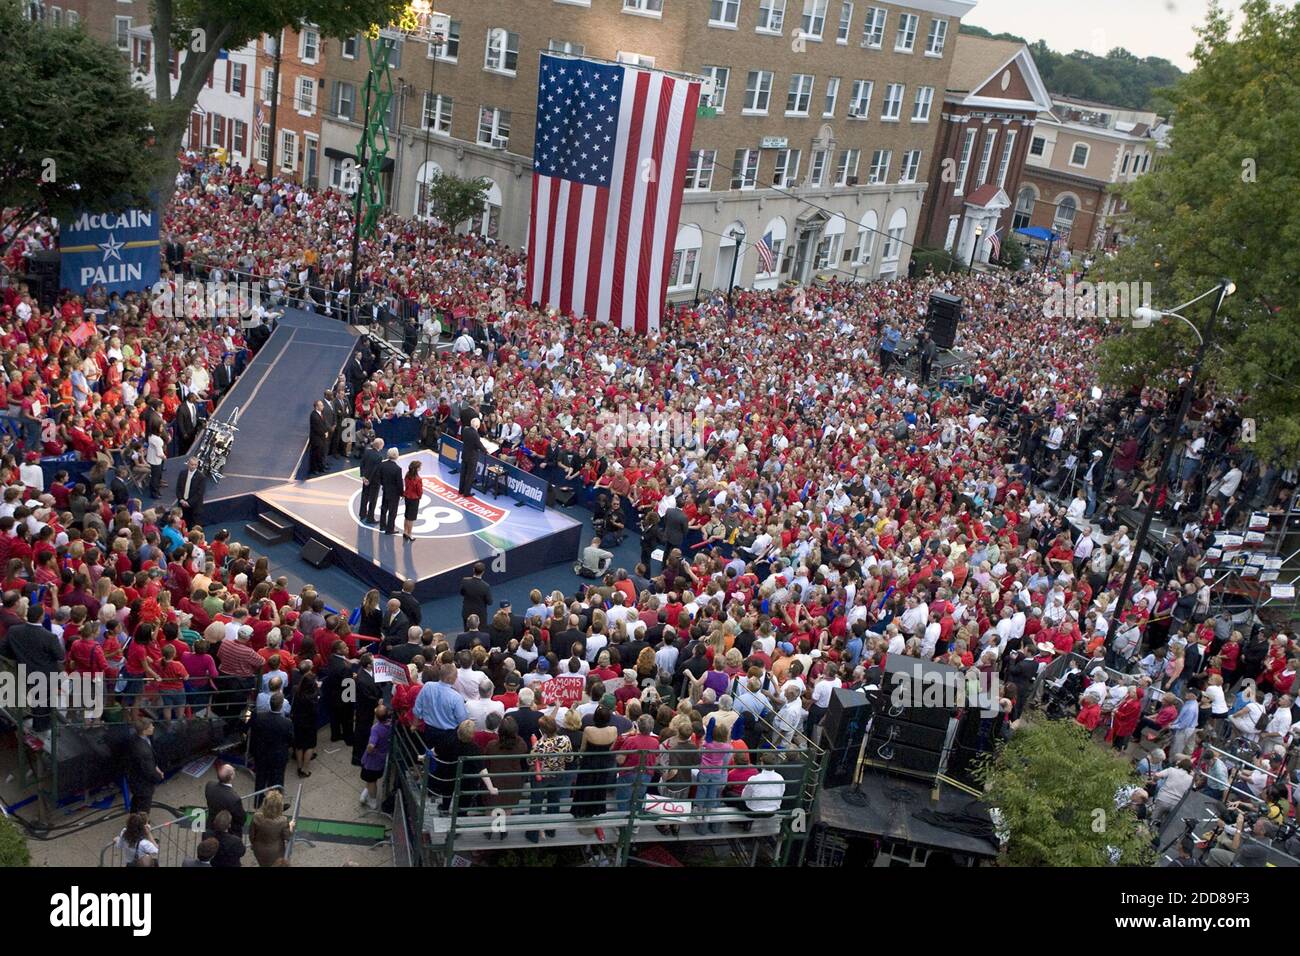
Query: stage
253 449 585 601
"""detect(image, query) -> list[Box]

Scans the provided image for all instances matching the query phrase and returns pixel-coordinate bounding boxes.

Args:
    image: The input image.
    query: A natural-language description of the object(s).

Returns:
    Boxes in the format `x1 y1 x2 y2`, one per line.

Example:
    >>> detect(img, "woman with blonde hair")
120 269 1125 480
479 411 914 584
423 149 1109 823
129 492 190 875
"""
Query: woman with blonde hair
249 788 295 866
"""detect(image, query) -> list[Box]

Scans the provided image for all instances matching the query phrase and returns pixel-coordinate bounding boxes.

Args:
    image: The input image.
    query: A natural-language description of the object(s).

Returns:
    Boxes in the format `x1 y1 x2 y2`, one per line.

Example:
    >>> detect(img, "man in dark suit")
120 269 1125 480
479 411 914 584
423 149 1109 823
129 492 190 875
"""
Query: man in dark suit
454 614 491 652
0 604 64 730
344 349 368 398
358 437 385 524
308 400 330 475
175 395 201 455
330 387 350 458
391 579 422 626
124 718 164 814
459 562 492 628
458 415 485 497
380 598 410 649
319 389 338 459
662 506 689 551
175 456 207 527
249 693 294 801
108 465 132 507
552 616 585 660
350 654 382 767
322 643 354 744
204 763 247 835
212 353 237 397
377 448 404 535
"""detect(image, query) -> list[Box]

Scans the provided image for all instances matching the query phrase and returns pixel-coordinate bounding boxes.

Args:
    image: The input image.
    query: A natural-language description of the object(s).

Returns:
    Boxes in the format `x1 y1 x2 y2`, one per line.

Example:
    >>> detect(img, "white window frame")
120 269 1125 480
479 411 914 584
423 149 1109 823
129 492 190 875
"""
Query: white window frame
836 1 853 43
669 244 699 289
809 148 828 187
709 0 740 28
861 6 886 47
880 83 903 121
484 28 519 76
115 16 132 49
786 73 814 116
623 0 664 17
911 86 933 122
1069 142 1090 167
848 79 872 118
477 106 511 148
616 51 656 68
835 148 860 186
894 13 918 52
773 148 801 187
299 28 319 64
231 119 248 155
743 70 774 114
996 131 1017 187
67 8 78 26
422 92 453 135
756 0 786 32
296 76 316 115
882 225 903 262
703 66 730 112
333 80 355 119
732 148 760 190
429 21 460 62
868 149 891 184
684 150 716 190
548 39 585 56
1030 136 1046 156
261 67 276 104
975 131 997 185
925 18 948 56
800 0 828 39
954 127 976 195
342 35 358 59
900 149 921 183
823 77 840 117
279 129 298 172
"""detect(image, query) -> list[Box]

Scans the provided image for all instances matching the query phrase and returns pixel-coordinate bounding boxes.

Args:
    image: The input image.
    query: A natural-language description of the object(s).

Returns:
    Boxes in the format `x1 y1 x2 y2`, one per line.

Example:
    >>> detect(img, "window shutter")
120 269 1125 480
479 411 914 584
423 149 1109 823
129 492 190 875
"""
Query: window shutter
238 122 247 155
225 63 231 94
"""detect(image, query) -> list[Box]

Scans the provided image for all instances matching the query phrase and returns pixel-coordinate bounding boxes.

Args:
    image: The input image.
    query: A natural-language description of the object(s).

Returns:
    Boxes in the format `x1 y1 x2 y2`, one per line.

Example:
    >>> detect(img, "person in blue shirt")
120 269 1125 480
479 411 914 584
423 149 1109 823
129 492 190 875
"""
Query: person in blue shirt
879 324 901 372
845 623 866 670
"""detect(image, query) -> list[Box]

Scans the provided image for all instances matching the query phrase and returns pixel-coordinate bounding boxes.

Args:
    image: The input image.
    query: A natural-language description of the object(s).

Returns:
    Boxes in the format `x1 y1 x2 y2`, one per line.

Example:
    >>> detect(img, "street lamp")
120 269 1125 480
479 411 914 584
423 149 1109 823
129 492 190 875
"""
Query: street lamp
1104 279 1236 654
967 225 983 274
726 228 746 310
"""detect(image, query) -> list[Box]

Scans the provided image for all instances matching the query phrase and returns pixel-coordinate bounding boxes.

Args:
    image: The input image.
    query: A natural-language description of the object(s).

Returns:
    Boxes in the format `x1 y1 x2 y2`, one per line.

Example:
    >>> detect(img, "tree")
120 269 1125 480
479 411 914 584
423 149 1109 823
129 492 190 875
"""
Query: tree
998 233 1027 272
0 0 158 253
146 0 410 207
424 173 490 233
977 717 1153 866
1092 0 1300 460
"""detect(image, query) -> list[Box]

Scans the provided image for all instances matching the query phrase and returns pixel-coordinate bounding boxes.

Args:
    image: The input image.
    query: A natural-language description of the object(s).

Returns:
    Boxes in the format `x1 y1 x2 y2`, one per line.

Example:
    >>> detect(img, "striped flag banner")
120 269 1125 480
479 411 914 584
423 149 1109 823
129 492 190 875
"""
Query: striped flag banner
253 106 265 142
755 231 776 273
986 227 1001 260
526 54 701 335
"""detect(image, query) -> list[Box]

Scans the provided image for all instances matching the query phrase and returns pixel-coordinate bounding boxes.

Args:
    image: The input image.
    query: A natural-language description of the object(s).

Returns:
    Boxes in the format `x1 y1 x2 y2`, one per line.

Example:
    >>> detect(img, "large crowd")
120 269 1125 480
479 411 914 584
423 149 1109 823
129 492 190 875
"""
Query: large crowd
1 157 1297 867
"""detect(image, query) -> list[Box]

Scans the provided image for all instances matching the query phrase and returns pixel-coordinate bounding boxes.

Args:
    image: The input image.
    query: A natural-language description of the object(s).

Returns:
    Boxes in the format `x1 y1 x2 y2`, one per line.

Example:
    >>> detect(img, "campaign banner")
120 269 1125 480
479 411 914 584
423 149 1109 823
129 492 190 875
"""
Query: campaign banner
59 206 161 296
546 675 585 707
373 657 410 685
438 434 549 511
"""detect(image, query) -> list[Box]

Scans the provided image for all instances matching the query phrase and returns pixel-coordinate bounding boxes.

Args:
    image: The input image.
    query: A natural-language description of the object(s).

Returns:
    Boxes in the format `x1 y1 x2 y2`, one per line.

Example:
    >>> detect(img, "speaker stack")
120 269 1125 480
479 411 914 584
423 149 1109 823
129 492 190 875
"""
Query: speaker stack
25 250 61 311
863 655 963 782
821 686 876 789
925 292 963 350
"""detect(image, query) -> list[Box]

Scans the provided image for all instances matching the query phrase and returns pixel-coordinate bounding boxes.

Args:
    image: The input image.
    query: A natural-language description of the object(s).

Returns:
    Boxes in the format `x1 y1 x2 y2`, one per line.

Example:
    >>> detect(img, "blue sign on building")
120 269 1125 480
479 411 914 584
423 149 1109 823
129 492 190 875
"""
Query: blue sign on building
59 207 160 296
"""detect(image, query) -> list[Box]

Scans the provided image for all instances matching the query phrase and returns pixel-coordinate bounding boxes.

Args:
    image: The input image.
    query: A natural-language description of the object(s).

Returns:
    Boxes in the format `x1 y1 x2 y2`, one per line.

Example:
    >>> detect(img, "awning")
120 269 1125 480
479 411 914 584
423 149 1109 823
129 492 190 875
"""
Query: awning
1015 226 1060 242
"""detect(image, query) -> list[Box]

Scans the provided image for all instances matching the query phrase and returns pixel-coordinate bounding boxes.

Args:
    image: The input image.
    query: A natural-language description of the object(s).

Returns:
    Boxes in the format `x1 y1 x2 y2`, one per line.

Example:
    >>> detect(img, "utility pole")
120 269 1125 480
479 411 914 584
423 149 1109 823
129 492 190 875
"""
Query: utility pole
265 29 284 175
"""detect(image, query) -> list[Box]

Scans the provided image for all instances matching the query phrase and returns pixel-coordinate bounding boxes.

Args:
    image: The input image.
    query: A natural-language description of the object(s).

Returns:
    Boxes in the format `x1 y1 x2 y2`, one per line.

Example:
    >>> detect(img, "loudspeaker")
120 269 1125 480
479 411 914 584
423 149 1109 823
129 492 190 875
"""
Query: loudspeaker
925 292 963 349
26 250 61 310
868 714 949 752
863 739 945 775
300 538 333 568
821 687 875 789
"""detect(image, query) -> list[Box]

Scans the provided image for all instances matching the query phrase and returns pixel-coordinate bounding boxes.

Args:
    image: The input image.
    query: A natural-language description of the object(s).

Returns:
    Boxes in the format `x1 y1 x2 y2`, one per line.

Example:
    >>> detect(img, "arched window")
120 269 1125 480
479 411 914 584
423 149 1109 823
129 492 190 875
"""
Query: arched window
815 214 847 271
479 179 502 238
852 210 878 267
414 161 442 219
1012 185 1035 230
754 217 787 285
882 207 907 262
1053 194 1077 232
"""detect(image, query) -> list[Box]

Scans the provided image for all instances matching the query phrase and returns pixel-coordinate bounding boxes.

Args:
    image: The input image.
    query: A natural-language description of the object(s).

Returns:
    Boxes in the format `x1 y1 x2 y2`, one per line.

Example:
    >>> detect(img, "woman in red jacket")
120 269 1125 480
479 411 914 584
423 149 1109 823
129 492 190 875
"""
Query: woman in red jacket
401 460 424 543
1107 687 1142 751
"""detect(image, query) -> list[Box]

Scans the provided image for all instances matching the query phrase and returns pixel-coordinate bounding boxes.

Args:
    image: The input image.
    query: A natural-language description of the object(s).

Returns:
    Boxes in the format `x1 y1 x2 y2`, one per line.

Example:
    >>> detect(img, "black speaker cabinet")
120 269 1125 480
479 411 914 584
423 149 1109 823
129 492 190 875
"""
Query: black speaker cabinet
925 292 963 349
822 687 875 789
300 538 333 568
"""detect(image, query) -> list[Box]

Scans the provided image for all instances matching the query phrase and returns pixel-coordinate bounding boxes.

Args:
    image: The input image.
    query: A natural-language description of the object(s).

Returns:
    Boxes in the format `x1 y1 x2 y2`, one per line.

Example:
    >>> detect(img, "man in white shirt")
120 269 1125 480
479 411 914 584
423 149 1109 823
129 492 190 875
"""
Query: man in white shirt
774 686 806 749
466 679 505 729
900 596 929 638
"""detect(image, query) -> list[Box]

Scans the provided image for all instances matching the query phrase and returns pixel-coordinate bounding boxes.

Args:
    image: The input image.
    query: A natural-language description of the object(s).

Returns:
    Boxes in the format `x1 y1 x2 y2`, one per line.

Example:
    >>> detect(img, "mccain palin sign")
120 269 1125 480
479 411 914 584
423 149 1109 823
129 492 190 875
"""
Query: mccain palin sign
59 207 160 296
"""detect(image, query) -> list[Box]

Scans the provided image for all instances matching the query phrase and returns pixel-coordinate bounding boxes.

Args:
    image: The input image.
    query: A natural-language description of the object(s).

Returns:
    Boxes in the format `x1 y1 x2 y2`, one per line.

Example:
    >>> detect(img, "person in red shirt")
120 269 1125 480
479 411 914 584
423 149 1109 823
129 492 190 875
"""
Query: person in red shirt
156 643 190 720
1076 696 1103 731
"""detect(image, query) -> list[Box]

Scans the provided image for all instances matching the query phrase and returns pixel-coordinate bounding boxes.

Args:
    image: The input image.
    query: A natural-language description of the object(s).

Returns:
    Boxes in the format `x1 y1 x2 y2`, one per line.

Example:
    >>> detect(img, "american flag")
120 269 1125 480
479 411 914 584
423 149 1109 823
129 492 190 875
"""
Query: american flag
755 231 776 273
527 54 701 335
253 106 265 142
986 227 1001 261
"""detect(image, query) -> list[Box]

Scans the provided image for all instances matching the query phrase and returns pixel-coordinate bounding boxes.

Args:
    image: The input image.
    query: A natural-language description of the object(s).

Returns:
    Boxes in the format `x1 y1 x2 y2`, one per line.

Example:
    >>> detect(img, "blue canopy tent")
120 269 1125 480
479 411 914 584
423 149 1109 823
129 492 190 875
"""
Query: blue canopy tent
1014 226 1062 263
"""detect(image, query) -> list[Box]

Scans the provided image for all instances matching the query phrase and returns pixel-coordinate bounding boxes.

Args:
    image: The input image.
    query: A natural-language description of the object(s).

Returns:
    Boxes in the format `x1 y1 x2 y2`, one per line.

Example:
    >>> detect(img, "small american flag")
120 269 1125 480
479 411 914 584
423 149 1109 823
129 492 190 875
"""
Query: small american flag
755 231 776 273
253 106 265 142
986 227 1001 261
527 54 701 335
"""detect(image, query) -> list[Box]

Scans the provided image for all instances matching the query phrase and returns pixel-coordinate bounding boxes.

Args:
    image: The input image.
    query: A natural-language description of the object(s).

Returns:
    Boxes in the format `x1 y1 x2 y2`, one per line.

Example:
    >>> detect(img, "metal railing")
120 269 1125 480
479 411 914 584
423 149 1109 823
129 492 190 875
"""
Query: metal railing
388 712 824 867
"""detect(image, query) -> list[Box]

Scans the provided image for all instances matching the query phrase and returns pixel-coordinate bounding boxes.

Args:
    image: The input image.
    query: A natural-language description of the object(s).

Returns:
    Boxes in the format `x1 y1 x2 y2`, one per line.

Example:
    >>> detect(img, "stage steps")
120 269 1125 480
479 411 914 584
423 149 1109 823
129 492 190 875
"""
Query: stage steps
245 511 294 546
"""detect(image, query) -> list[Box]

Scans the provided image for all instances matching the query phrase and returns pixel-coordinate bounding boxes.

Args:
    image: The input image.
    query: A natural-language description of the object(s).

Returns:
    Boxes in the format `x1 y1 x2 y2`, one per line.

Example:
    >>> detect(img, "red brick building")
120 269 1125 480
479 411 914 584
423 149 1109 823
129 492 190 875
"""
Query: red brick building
916 35 1050 267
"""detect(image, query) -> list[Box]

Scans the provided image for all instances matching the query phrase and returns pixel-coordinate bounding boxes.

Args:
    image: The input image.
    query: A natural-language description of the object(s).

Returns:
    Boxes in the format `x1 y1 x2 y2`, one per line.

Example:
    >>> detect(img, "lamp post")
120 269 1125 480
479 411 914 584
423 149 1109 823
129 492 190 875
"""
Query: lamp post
967 225 983 274
1103 280 1236 654
726 228 745 311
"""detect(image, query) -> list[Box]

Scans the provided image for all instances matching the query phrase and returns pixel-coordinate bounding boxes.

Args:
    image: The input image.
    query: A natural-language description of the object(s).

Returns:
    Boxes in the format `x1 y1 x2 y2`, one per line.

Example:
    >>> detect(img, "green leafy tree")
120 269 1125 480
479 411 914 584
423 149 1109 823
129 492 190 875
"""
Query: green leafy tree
0 0 159 253
424 173 490 233
977 717 1153 866
1092 0 1300 460
146 0 410 206
998 233 1026 272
